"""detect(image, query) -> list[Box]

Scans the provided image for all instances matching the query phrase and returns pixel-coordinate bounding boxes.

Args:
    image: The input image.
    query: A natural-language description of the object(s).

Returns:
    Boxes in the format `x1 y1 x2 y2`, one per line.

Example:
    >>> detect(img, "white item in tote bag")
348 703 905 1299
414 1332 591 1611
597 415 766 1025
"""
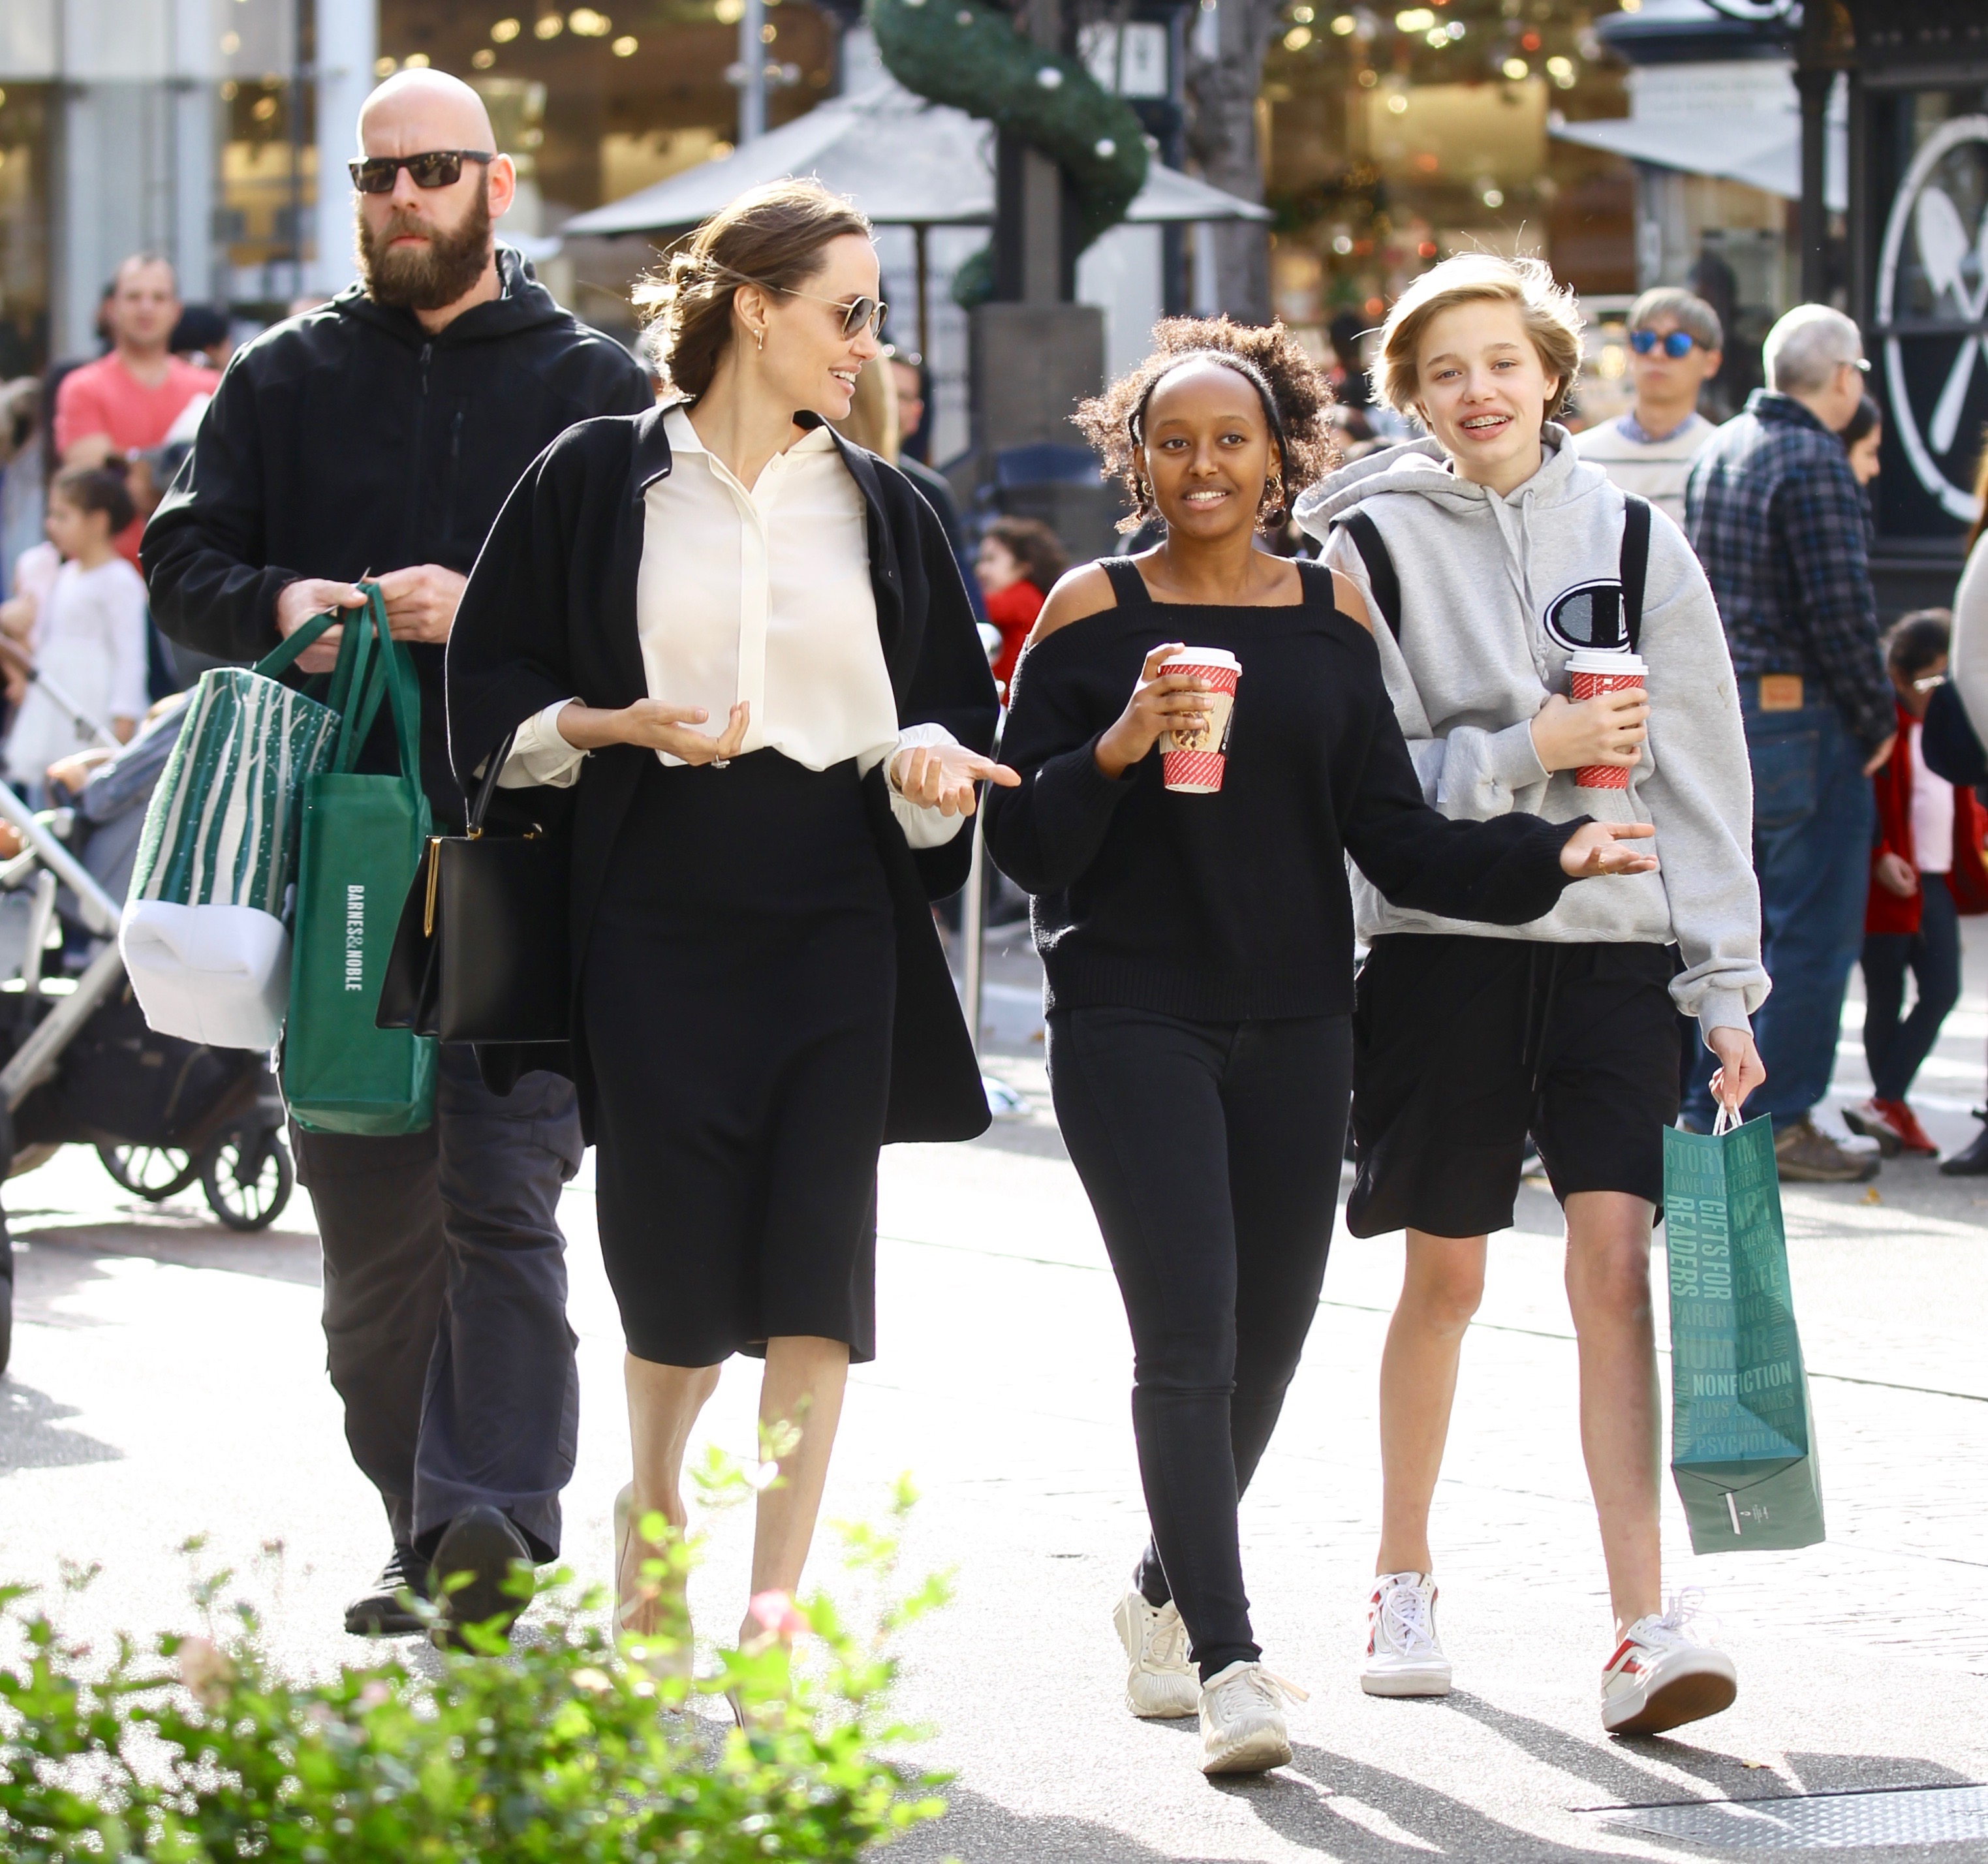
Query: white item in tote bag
119 900 291 1050
118 640 339 1051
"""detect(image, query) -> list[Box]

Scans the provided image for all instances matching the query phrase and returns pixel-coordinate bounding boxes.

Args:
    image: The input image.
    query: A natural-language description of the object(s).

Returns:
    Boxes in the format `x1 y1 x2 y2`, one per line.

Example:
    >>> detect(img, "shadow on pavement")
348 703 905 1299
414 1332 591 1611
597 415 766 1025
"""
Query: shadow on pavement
893 1783 1262 1862
1256 1737 1664 1860
0 1379 122 1474
1785 1752 1980 1795
1444 1687 1754 1805
8 1220 320 1293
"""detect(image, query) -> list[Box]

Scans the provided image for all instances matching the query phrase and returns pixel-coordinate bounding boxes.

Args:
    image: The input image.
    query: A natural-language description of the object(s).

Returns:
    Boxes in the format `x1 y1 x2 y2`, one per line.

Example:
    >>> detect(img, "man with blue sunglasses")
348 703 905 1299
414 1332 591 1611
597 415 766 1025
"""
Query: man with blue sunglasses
1574 287 1724 530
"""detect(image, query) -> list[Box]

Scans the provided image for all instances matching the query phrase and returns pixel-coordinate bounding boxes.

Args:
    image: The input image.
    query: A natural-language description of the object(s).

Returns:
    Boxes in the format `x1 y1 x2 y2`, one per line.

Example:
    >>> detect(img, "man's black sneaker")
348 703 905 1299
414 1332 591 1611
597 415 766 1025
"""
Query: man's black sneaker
344 1544 429 1636
429 1505 534 1649
1940 1124 1988 1176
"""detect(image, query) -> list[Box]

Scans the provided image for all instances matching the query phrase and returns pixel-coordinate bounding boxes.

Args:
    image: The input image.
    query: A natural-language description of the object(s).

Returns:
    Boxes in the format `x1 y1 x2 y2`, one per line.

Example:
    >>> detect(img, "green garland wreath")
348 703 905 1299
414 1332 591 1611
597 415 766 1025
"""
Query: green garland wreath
869 0 1149 290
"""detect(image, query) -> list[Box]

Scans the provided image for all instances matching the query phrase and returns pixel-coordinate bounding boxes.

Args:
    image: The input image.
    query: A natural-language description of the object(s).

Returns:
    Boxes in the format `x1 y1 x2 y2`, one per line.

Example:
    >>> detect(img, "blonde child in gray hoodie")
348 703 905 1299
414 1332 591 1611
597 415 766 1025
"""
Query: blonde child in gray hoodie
1294 254 1767 1739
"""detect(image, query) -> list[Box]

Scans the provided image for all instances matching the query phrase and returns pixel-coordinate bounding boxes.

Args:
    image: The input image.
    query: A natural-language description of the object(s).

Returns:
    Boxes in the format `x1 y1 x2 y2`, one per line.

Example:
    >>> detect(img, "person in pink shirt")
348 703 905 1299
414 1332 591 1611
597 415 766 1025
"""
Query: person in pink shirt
53 255 218 564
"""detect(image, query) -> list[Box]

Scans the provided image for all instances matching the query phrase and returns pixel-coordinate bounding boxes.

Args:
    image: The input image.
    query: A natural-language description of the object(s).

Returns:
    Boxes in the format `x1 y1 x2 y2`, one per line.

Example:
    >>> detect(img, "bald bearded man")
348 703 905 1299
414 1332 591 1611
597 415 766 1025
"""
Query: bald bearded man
145 70 650 1645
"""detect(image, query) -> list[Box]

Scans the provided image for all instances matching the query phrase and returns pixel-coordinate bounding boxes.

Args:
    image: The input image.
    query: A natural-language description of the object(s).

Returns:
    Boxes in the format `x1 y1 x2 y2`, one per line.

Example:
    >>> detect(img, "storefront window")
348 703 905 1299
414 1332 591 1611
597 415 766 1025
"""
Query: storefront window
0 82 53 378
1260 2 1632 354
381 1 837 333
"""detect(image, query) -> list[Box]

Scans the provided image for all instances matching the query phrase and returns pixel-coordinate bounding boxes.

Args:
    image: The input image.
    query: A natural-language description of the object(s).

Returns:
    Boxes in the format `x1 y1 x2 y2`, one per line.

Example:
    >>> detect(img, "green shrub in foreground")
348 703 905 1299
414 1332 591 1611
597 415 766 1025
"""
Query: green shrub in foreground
0 1465 951 1861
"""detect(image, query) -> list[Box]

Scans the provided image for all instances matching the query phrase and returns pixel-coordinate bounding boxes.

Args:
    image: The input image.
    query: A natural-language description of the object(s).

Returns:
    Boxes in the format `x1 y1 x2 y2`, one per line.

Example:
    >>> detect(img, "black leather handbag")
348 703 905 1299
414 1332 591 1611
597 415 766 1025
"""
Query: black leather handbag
376 729 570 1044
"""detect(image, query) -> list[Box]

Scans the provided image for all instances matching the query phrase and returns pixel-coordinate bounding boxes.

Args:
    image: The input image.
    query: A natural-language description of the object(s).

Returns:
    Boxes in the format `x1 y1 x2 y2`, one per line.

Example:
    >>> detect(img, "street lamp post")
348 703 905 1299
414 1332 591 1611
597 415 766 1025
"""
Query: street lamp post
738 0 767 143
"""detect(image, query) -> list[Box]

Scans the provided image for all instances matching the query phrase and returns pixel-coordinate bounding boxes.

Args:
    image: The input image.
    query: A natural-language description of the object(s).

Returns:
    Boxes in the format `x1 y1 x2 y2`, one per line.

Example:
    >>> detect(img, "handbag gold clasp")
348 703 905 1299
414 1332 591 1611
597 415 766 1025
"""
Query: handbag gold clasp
422 837 443 938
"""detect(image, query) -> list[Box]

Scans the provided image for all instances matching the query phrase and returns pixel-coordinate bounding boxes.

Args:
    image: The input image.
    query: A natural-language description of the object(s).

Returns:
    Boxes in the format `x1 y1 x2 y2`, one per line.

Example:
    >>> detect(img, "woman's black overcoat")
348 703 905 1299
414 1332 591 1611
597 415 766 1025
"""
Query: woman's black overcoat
446 401 998 1145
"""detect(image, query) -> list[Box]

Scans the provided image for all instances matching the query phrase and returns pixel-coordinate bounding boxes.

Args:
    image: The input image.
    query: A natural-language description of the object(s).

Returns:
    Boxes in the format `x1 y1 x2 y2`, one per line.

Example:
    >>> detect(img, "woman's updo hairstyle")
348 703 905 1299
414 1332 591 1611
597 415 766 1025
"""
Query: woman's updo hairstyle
632 178 873 399
1075 317 1338 533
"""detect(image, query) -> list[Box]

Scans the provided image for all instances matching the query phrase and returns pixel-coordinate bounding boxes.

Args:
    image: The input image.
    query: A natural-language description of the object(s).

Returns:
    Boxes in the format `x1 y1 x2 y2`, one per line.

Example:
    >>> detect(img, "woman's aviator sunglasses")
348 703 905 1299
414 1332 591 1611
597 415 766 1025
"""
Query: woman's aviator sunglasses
349 149 494 193
780 285 888 339
1628 328 1702 358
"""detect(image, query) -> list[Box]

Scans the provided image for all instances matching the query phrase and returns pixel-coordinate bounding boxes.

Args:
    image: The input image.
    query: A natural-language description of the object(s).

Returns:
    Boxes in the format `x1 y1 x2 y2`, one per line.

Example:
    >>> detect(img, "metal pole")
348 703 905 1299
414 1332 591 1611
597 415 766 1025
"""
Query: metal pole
739 0 768 142
914 223 931 365
961 813 985 1058
1795 65 1831 303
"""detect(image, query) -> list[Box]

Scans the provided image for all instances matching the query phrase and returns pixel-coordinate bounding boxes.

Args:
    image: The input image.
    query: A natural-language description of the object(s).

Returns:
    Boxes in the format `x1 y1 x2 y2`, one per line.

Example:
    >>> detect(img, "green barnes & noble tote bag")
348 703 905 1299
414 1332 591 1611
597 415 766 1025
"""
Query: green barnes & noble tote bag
1662 1108 1825 1553
282 587 436 1134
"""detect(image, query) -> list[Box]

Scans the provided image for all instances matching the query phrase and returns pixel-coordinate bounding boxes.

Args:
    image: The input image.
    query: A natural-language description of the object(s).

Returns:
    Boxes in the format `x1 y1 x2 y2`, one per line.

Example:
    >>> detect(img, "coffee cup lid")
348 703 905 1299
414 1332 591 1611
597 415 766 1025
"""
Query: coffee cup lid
1166 646 1241 673
1566 648 1647 676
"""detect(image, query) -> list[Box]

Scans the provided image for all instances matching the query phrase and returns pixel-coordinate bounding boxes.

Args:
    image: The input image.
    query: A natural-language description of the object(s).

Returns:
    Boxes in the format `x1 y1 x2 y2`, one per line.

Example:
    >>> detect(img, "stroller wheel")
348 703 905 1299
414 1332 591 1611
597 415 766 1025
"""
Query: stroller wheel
202 1129 294 1233
99 1144 201 1201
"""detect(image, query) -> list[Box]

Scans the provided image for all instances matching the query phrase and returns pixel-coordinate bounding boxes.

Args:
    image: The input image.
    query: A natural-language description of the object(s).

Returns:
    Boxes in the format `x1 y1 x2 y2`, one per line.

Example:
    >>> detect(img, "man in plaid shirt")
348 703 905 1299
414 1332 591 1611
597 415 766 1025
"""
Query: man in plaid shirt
1683 304 1895 1182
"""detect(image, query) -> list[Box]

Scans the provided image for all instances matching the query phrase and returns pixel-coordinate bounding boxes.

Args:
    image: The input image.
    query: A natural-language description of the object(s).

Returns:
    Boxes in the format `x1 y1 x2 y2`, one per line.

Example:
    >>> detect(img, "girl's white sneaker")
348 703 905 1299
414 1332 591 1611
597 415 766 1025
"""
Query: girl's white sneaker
1360 1571 1452 1697
1198 1660 1307 1775
1601 1594 1738 1735
1112 1589 1200 1718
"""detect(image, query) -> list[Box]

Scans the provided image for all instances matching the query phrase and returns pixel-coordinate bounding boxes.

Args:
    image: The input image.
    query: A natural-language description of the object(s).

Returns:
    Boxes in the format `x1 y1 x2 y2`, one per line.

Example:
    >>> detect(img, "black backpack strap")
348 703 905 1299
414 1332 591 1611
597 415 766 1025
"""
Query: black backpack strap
1334 509 1402 641
1619 493 1651 652
1100 556 1153 609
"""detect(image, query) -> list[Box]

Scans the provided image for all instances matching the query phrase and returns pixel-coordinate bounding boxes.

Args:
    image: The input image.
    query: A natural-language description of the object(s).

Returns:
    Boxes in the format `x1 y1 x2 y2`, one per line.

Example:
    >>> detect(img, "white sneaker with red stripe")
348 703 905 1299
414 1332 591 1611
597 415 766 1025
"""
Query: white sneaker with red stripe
1601 1593 1738 1735
1360 1571 1452 1697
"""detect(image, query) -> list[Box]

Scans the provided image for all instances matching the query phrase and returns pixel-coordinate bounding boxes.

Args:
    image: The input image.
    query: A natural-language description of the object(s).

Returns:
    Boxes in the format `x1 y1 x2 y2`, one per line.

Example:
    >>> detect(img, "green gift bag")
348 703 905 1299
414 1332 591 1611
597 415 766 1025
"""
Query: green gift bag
1663 1110 1825 1553
282 587 437 1135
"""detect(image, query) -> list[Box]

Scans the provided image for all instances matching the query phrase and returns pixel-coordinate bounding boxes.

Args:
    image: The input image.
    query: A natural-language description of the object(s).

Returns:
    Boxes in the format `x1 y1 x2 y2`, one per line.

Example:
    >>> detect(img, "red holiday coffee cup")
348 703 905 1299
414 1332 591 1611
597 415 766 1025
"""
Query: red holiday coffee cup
1160 647 1242 794
1567 648 1648 790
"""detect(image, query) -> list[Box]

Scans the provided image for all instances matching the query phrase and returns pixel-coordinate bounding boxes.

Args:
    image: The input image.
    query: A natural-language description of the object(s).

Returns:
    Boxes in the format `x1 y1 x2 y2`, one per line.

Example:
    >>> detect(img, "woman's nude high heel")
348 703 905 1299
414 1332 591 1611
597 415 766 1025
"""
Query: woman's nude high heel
613 1483 693 1681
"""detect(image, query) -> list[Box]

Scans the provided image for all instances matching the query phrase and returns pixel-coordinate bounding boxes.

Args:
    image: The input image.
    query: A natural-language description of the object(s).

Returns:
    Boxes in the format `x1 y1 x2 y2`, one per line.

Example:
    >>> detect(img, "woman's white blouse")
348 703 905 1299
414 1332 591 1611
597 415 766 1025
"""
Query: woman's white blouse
499 403 961 848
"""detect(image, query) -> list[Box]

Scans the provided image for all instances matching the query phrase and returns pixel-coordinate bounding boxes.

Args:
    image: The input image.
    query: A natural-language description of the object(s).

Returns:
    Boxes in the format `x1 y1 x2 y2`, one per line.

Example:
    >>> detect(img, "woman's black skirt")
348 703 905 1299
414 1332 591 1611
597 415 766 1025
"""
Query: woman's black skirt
583 750 896 1366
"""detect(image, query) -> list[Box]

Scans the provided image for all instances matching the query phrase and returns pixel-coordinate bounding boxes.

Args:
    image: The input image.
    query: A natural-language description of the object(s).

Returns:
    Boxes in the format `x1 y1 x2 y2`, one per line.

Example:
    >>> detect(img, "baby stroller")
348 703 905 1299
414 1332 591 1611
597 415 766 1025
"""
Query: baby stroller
0 702 293 1376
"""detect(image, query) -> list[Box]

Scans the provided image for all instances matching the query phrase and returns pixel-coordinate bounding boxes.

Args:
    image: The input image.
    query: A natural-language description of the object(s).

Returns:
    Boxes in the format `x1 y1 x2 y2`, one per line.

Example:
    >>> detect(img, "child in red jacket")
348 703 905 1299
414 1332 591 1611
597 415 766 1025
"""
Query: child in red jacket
974 517 1069 698
1850 610 1988 1156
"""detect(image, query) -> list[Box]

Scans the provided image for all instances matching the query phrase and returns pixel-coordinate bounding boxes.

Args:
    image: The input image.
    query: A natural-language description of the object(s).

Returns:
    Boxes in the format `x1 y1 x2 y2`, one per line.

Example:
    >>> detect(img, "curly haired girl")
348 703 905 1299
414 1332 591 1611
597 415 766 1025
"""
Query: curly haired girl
982 318 1656 1779
1075 315 1338 535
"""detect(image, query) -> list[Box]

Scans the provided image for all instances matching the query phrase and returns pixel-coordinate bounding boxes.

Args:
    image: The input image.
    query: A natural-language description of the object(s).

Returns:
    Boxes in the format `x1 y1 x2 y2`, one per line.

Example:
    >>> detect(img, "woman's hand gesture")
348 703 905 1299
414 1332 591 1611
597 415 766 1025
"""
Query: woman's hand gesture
1530 690 1649 774
1095 644 1215 780
892 741 1021 816
1559 820 1658 878
558 698 752 764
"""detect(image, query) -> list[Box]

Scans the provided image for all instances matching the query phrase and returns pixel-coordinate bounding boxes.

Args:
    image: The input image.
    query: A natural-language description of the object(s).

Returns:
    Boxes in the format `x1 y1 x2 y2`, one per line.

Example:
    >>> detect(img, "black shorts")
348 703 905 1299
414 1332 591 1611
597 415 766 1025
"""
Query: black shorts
1346 935 1682 1239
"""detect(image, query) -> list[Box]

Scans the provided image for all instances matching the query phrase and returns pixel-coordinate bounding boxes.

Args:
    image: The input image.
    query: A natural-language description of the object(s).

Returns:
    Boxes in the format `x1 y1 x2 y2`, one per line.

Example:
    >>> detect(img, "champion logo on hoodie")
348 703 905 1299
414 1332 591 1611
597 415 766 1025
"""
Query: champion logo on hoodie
1543 579 1633 654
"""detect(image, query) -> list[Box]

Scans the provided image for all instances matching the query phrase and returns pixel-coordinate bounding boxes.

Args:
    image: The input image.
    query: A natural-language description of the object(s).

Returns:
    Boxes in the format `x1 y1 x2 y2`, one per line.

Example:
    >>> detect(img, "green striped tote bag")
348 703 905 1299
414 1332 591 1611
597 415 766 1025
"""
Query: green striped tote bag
119 608 348 1051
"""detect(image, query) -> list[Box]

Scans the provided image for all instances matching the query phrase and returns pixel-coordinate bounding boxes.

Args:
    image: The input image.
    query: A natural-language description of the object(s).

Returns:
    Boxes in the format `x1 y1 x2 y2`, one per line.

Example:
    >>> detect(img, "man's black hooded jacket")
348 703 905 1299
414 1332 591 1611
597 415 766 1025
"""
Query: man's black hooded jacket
143 249 651 827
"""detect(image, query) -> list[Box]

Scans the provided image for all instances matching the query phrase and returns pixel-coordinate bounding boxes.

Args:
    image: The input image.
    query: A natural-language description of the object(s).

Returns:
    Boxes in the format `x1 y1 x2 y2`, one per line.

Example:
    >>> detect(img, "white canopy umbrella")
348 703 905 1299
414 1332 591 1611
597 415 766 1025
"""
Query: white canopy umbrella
559 78 1269 353
560 80 1271 239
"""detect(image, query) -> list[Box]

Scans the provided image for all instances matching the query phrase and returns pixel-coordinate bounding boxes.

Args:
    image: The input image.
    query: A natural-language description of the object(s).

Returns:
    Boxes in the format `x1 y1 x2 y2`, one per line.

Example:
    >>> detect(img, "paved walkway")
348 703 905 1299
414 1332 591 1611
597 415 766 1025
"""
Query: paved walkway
4 920 1987 1858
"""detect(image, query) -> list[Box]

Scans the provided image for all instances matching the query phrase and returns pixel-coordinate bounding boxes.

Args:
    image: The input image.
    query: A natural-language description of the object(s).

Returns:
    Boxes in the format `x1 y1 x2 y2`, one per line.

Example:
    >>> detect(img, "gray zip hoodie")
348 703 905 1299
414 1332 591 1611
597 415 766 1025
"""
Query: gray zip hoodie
1293 425 1767 1044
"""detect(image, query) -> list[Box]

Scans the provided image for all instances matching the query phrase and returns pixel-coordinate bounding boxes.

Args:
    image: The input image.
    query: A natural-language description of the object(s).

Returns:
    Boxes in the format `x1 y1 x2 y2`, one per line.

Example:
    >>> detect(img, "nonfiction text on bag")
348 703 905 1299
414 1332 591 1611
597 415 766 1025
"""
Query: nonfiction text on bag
1666 1185 1806 1459
344 884 364 991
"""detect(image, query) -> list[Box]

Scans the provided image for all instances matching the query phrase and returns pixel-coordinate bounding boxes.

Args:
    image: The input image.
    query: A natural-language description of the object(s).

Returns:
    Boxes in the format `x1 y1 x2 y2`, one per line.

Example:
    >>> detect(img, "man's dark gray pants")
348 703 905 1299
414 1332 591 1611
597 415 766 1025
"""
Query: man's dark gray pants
294 1044 584 1562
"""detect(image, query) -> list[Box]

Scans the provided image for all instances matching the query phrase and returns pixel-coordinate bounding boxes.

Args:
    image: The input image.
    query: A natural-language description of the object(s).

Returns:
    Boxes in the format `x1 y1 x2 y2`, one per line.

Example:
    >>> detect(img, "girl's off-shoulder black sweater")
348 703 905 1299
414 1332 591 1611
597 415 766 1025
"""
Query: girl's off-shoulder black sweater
981 560 1587 1023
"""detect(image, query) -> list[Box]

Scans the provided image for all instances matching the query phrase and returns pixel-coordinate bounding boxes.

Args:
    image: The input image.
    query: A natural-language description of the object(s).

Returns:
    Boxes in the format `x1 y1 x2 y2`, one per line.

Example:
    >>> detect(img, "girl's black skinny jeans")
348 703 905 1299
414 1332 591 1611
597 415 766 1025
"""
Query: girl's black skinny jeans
1047 1005 1351 1681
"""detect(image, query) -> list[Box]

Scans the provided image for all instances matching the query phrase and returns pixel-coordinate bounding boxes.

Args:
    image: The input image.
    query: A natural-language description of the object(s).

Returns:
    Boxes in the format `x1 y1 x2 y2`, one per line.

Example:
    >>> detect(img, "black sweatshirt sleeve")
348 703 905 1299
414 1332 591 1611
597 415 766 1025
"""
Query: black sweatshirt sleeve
1343 700 1581 925
143 358 298 660
445 431 583 792
982 638 1138 895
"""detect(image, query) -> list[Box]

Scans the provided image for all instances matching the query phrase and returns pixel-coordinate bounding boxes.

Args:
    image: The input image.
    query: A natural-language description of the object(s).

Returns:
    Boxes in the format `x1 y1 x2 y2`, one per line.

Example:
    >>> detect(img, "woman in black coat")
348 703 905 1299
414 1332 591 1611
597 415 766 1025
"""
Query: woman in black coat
447 178 1010 1671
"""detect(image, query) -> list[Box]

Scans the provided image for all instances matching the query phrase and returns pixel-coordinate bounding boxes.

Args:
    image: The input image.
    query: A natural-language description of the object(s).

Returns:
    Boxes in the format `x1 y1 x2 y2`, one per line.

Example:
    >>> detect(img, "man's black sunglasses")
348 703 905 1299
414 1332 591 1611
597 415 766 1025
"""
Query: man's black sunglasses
349 150 495 193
